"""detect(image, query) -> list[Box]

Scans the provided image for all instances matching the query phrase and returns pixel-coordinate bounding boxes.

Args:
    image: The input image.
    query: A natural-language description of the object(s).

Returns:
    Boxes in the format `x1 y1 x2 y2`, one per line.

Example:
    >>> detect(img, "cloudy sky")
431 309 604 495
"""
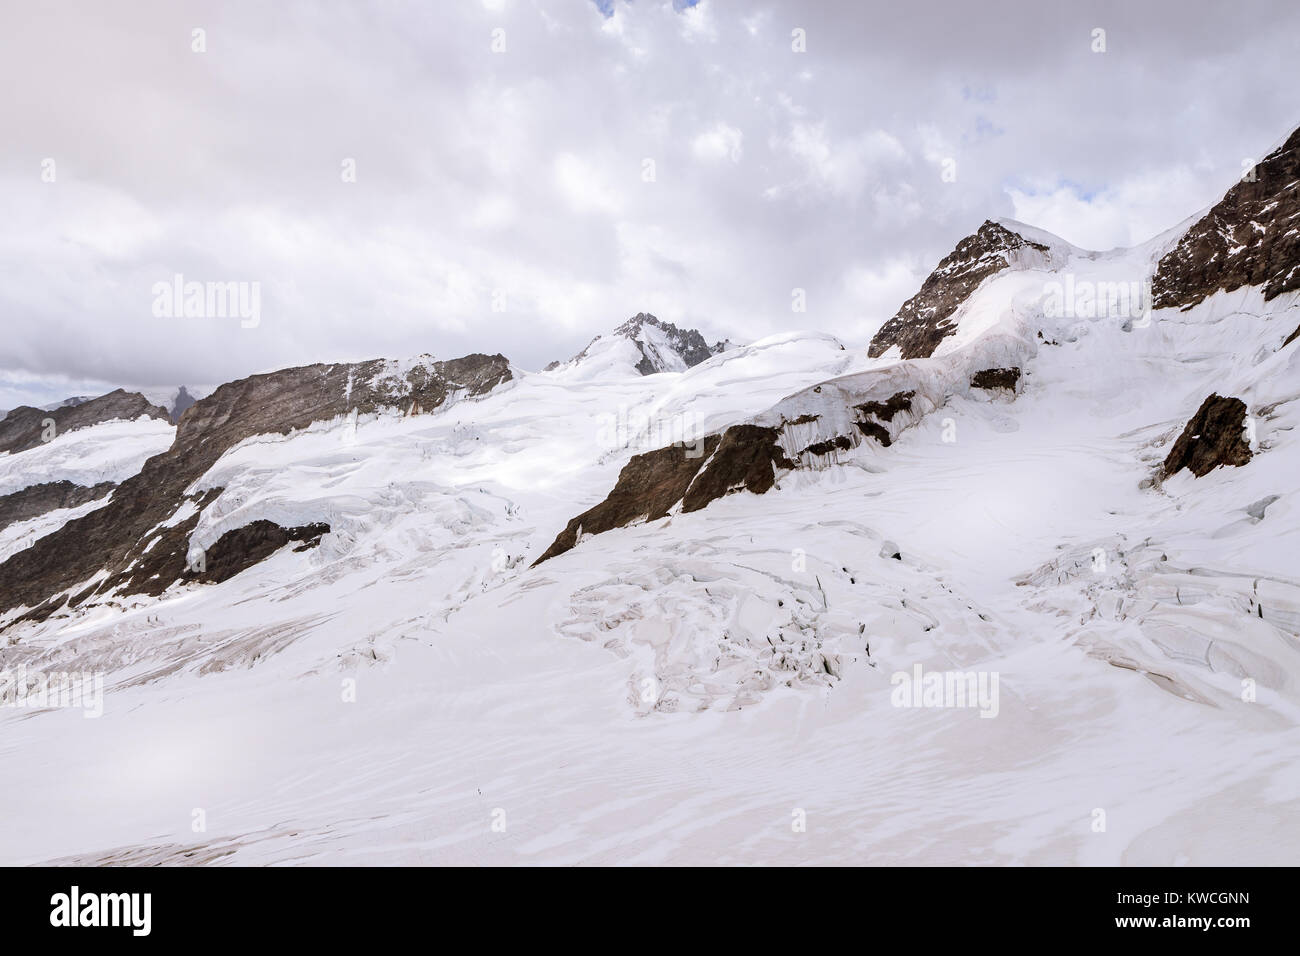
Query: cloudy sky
1 0 1297 408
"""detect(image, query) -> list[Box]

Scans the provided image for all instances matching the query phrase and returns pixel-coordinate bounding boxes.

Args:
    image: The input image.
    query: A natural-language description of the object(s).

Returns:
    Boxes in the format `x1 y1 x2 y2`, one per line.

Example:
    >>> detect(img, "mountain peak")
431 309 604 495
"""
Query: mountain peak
612 311 664 338
867 219 1055 360
170 386 198 424
551 312 733 376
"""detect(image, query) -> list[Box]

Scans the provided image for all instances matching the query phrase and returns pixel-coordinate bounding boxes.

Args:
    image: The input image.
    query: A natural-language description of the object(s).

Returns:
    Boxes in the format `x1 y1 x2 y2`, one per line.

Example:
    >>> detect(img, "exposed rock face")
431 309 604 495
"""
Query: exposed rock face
801 435 852 457
617 313 730 374
193 520 331 585
854 390 915 425
562 313 731 375
537 377 937 564
0 389 170 455
0 480 117 533
853 390 915 447
868 221 1050 360
1152 127 1300 310
681 424 795 512
535 423 796 564
971 367 1021 391
1161 393 1253 479
534 437 720 564
0 354 512 625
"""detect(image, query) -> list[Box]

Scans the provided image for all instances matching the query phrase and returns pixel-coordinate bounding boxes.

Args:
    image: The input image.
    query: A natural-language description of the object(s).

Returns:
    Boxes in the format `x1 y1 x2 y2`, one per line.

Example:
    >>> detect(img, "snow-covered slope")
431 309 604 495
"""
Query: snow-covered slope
0 388 170 455
0 413 176 564
0 415 175 498
4 130 1300 867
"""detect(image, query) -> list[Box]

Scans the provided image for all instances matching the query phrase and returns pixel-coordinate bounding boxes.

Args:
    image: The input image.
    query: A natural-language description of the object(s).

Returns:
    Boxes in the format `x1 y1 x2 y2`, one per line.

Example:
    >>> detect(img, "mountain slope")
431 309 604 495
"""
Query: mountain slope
4 127 1300 867
0 354 511 623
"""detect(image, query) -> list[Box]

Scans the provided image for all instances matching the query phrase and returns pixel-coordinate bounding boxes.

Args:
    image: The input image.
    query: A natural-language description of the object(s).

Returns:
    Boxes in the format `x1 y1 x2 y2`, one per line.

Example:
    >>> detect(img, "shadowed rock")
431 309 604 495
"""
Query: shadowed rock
971 367 1021 391
1161 393 1253 479
170 386 199 424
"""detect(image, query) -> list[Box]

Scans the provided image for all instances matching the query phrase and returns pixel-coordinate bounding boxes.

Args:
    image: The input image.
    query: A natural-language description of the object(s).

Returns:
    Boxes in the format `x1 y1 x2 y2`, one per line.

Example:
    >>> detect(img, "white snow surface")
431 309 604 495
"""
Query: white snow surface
0 415 175 497
0 492 115 564
3 227 1300 866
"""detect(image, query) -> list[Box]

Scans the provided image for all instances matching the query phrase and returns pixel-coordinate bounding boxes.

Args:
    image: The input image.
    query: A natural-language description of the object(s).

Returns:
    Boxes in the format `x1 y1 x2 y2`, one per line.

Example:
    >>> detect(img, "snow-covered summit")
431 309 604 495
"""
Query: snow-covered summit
547 312 733 377
868 219 1068 360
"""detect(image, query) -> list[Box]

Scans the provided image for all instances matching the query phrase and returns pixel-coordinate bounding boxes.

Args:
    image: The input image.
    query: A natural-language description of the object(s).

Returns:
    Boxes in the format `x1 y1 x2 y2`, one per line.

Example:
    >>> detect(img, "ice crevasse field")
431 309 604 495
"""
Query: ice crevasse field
2 219 1299 866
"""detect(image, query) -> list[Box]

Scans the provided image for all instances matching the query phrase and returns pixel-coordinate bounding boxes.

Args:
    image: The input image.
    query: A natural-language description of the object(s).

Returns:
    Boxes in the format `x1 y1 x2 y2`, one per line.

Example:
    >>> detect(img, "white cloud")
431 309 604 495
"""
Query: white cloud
775 123 909 200
692 123 744 163
742 11 771 36
678 2 718 43
841 257 926 338
466 195 517 231
1006 166 1213 251
553 153 623 215
0 0 1295 404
